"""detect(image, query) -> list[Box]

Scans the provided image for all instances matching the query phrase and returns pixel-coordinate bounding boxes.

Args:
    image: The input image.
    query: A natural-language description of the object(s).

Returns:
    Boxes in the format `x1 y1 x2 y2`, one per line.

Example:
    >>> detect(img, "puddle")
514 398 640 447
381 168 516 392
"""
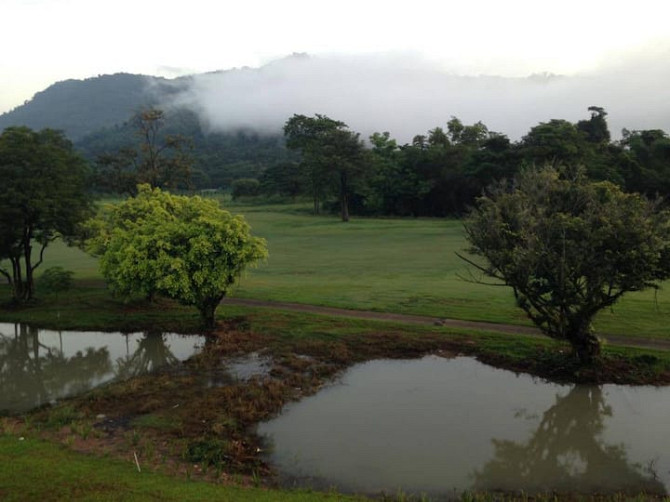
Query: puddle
203 352 273 388
0 323 204 414
225 352 272 381
258 355 669 497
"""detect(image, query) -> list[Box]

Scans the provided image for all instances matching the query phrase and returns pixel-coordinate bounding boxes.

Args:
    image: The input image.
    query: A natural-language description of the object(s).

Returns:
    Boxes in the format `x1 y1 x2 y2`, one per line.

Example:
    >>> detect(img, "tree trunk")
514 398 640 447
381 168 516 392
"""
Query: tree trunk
198 295 224 329
23 240 34 301
569 322 601 364
340 190 349 222
340 170 349 222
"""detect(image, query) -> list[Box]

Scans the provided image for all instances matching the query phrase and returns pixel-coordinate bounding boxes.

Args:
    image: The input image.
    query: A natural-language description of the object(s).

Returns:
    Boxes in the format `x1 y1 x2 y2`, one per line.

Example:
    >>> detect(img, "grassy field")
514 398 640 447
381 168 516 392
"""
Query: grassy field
0 435 360 501
30 201 670 339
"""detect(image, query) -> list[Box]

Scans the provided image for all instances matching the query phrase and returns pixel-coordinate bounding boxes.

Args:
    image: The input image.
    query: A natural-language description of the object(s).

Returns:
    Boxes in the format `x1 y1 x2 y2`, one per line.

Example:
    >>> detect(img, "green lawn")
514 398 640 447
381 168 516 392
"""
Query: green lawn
26 201 670 339
0 435 358 501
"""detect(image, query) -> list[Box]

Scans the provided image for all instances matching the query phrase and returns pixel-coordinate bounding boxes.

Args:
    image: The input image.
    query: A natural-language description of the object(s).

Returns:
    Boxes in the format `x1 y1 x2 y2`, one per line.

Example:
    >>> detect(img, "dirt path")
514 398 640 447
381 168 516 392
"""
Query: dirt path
223 297 670 352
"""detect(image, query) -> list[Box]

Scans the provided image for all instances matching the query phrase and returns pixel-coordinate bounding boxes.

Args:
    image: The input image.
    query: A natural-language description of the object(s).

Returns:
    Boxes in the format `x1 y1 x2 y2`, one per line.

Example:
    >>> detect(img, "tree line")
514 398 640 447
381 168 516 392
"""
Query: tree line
254 107 670 220
1 107 669 365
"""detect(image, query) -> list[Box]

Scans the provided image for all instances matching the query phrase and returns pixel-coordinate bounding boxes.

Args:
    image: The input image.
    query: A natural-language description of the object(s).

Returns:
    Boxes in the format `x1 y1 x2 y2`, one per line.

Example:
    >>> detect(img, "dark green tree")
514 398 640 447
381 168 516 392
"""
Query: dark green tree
259 161 305 200
95 107 192 194
0 127 92 302
461 167 670 363
576 106 611 144
367 132 431 216
620 128 670 198
521 119 588 166
284 114 367 221
231 178 261 200
465 133 520 193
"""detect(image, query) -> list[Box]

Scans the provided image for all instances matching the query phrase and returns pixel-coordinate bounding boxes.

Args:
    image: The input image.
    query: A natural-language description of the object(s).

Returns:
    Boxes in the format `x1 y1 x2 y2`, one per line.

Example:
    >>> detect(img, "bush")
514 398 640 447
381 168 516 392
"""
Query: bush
231 178 260 200
38 266 74 293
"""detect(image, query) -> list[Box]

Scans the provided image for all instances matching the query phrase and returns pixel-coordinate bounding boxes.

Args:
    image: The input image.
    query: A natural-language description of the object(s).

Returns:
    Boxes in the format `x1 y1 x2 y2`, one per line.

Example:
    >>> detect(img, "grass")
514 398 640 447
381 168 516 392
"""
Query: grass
3 435 664 502
0 435 360 501
21 201 670 339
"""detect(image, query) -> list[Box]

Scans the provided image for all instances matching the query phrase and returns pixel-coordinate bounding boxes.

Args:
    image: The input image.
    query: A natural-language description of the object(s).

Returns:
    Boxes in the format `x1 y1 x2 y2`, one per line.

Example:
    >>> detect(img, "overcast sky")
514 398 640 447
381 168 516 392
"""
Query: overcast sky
3 0 670 137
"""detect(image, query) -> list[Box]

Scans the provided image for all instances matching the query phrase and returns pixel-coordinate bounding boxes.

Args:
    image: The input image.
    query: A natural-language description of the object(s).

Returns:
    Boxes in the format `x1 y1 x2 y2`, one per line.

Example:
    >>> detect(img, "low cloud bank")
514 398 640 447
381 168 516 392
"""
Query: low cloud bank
170 49 670 143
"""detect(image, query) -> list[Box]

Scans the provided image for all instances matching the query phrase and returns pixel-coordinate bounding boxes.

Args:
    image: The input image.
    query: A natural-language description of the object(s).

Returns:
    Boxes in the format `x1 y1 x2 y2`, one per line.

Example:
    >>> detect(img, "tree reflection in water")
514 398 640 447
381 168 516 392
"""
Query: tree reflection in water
114 331 179 379
0 324 111 414
473 386 666 495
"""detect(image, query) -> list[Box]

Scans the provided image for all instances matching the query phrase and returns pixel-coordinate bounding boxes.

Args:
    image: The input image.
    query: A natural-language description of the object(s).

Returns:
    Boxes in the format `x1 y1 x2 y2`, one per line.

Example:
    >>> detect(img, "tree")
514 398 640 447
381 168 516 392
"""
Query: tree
86 185 267 327
284 114 367 221
620 128 670 198
460 167 670 363
520 119 587 166
95 108 192 195
0 127 92 302
259 161 305 200
576 106 611 144
231 178 261 199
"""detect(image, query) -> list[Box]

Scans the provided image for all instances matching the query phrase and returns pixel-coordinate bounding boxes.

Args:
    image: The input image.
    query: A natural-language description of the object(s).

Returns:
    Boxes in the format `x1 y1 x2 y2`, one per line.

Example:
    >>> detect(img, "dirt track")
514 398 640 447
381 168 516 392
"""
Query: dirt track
223 297 670 352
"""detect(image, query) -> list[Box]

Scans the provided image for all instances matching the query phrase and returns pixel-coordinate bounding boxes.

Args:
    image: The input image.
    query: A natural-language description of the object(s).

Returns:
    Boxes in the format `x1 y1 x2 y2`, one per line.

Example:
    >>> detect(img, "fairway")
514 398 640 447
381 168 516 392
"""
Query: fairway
28 202 670 339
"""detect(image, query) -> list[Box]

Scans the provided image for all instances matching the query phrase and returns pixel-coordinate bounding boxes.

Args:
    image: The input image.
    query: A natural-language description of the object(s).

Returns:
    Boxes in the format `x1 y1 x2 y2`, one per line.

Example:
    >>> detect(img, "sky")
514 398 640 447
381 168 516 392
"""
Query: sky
3 0 670 138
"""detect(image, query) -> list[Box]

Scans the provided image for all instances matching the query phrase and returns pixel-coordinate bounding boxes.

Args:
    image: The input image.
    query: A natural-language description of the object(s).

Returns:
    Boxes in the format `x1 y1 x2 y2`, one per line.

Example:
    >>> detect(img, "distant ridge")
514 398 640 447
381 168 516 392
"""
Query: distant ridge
0 73 187 141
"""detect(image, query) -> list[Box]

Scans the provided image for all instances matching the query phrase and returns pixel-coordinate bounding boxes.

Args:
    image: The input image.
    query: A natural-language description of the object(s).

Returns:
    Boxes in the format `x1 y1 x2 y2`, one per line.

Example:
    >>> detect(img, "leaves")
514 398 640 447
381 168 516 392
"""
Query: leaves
86 186 267 326
463 166 670 361
0 126 92 301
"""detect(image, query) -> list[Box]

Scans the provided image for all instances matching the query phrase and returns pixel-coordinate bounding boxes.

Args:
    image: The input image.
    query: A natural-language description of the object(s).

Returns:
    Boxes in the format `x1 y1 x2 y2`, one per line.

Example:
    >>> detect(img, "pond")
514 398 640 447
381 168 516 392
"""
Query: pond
0 323 205 414
258 355 669 498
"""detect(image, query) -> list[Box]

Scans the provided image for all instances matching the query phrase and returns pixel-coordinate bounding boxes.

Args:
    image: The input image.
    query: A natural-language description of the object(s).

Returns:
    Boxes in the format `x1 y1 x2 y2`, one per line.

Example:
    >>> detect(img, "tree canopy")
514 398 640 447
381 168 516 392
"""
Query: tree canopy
461 167 670 363
94 108 193 195
86 185 267 327
284 114 367 221
0 126 92 302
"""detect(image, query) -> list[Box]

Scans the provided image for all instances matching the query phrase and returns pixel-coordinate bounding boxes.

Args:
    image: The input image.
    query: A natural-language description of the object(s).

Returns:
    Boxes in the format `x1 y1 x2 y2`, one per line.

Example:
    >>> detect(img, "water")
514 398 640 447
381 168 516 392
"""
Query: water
258 355 669 497
0 323 205 414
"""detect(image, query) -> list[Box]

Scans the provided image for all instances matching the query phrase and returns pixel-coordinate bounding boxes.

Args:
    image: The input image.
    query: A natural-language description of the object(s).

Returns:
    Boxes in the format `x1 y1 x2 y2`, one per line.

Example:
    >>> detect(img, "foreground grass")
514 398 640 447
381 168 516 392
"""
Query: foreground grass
2 436 665 502
0 435 358 501
24 203 670 339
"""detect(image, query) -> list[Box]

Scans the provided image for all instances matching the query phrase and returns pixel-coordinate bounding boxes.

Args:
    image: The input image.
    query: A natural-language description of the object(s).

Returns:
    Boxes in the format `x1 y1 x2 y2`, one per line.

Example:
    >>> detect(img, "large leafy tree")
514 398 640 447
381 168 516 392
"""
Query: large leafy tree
86 185 267 327
461 167 670 363
284 114 367 221
0 126 92 302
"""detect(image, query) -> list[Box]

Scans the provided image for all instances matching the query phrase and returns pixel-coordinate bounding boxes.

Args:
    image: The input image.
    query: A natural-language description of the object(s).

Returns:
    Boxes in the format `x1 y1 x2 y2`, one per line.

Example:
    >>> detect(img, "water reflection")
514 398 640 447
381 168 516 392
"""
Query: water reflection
258 356 670 496
115 332 179 379
0 323 203 414
473 386 665 495
0 324 111 413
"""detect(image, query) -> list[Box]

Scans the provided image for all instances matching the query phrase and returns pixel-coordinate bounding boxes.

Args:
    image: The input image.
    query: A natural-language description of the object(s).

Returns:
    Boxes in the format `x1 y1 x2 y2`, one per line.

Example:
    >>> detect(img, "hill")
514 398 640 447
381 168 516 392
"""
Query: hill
0 73 187 141
0 72 292 189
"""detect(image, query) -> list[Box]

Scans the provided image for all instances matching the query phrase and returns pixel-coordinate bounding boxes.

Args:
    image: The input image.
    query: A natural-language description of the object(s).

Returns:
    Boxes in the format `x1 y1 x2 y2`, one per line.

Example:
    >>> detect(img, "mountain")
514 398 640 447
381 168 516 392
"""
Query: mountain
0 73 187 141
0 72 292 189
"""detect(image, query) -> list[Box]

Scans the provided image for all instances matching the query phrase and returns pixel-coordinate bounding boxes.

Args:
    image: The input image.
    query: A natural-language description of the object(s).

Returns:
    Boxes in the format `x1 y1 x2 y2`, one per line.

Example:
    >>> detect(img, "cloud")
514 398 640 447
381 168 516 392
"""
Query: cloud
168 49 670 143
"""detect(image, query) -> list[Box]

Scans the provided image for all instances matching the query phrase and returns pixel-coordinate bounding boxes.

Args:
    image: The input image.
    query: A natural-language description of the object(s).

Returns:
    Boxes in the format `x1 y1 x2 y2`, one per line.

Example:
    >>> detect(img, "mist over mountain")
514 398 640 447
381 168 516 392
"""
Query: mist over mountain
172 52 670 142
1 50 669 146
